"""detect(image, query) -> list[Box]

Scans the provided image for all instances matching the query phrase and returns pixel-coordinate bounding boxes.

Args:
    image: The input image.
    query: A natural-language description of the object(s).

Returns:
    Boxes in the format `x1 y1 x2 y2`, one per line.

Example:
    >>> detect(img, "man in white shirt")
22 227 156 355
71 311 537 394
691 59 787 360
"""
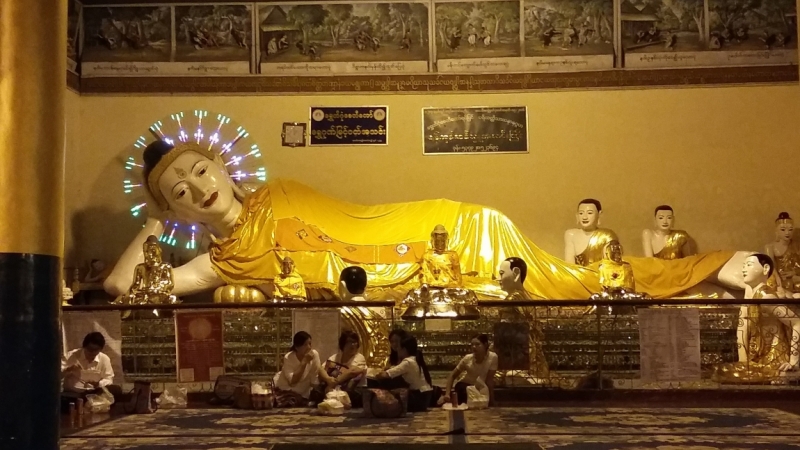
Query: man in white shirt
61 332 115 396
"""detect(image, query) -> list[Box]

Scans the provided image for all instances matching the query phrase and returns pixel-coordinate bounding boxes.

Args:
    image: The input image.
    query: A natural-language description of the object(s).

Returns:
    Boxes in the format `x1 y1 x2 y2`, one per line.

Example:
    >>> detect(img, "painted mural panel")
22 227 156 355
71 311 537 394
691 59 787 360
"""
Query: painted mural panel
68 0 83 73
258 2 430 75
174 4 253 75
82 6 173 76
434 0 523 73
523 0 615 72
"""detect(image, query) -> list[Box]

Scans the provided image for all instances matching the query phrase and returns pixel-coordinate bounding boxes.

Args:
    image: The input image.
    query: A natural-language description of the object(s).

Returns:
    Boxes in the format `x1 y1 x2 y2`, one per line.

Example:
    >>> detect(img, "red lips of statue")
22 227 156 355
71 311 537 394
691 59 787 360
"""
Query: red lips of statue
203 192 219 208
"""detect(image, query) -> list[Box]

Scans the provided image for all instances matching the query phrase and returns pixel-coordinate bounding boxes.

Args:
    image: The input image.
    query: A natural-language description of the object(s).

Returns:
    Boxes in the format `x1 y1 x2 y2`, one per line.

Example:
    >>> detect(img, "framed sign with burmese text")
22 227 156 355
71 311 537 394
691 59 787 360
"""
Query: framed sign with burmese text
422 106 528 155
309 106 388 146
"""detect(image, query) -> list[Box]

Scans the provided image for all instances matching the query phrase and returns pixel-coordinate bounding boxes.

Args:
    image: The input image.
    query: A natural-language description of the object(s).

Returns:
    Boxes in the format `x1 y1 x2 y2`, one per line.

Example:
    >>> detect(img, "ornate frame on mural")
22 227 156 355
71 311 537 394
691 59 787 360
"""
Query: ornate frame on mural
282 122 307 147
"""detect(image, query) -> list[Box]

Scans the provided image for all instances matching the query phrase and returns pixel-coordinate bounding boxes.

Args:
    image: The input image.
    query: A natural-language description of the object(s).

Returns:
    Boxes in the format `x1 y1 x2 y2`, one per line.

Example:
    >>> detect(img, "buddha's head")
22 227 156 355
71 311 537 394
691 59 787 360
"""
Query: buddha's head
742 253 773 286
576 199 602 231
281 256 295 276
654 205 674 232
431 224 449 252
604 240 623 263
498 257 527 293
143 140 242 226
338 266 367 299
775 212 794 243
143 235 163 266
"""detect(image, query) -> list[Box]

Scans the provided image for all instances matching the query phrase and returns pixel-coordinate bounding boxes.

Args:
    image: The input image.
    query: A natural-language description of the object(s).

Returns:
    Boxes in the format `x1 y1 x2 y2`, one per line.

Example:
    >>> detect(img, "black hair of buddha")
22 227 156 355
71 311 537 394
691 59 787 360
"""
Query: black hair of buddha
654 205 673 216
142 140 176 182
578 198 602 212
505 257 527 283
340 266 367 295
777 212 792 222
751 253 775 277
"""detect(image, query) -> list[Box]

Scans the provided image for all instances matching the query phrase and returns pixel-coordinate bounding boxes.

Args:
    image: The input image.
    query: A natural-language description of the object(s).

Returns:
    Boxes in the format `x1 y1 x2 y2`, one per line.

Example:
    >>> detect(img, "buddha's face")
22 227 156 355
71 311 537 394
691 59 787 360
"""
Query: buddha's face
143 242 161 266
498 260 518 292
606 243 622 262
576 203 600 231
281 258 294 275
776 222 794 243
157 151 236 224
432 232 448 252
742 256 769 285
654 209 674 232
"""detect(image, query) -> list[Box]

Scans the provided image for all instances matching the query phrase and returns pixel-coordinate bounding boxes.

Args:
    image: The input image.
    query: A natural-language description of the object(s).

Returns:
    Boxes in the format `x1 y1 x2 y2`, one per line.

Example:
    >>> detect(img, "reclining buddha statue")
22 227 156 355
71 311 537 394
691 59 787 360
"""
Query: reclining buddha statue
104 141 751 301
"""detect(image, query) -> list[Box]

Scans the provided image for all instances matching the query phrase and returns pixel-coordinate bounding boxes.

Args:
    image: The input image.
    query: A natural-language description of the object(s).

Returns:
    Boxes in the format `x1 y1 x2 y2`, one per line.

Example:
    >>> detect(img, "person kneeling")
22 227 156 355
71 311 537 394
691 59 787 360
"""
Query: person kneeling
374 336 433 412
61 332 120 412
442 334 497 407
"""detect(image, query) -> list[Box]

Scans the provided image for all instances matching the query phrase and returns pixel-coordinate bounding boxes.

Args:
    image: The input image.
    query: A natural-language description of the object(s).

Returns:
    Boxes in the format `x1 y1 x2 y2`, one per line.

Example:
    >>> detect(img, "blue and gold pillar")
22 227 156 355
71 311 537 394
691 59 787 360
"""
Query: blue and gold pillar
0 0 66 448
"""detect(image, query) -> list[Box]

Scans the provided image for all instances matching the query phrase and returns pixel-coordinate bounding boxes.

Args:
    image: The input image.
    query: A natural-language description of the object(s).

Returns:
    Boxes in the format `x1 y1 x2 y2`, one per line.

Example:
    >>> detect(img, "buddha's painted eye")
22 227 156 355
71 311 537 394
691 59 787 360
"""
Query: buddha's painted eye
176 189 186 199
198 166 207 176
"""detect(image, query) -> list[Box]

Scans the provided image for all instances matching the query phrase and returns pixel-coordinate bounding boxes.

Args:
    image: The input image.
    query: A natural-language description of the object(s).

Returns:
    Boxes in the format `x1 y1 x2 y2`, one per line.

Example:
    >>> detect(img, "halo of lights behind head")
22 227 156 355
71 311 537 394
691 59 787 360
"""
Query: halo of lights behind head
123 110 266 251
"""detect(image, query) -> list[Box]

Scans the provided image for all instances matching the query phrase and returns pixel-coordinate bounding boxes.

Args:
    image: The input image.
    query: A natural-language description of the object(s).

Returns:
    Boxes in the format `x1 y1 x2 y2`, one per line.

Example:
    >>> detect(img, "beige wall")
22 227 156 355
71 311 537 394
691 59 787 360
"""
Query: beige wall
64 87 81 263
67 85 800 267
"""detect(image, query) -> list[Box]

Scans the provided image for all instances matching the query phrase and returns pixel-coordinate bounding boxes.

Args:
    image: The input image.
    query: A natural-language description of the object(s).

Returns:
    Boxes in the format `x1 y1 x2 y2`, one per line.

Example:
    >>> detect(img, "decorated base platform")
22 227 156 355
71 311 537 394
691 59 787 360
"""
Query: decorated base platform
61 407 800 449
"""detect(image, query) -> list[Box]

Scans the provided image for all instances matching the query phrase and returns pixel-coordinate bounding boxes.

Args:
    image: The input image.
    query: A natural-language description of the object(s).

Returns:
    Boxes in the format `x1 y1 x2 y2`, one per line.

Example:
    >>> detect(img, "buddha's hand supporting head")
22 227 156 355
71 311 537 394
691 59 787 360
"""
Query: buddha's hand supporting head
654 205 674 232
743 253 774 286
143 140 239 226
431 224 449 253
576 198 602 231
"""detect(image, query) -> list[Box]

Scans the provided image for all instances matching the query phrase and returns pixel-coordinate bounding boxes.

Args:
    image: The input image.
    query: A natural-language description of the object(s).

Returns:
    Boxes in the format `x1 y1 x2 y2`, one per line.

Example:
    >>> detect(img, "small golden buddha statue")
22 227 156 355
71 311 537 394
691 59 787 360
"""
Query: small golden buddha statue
272 256 307 300
765 212 800 298
117 235 178 305
420 224 463 288
642 205 692 260
597 241 636 292
402 225 476 320
564 199 619 266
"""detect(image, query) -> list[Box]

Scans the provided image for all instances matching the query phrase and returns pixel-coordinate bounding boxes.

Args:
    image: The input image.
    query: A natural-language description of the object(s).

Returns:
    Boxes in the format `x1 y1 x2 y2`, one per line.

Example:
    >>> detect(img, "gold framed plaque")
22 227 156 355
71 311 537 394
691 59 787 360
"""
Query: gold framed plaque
282 122 307 148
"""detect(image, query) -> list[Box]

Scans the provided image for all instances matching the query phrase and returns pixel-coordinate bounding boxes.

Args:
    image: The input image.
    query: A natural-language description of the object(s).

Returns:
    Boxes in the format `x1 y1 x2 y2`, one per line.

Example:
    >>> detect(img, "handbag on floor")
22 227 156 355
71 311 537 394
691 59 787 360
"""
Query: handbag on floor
362 388 408 418
210 375 251 406
125 381 157 414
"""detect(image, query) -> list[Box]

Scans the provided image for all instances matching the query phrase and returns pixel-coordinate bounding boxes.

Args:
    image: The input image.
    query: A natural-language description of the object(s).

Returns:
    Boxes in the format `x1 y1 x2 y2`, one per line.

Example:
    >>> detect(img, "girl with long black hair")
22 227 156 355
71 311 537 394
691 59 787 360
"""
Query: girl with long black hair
375 335 433 412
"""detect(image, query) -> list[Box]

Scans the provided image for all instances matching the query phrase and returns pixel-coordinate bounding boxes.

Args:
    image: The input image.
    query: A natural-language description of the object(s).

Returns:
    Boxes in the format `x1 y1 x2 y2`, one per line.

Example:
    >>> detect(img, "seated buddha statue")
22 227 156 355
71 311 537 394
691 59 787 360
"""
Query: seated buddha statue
272 256 307 300
420 225 463 288
104 140 753 303
564 199 619 266
117 235 178 305
764 212 800 299
642 205 692 260
590 241 649 310
715 253 800 383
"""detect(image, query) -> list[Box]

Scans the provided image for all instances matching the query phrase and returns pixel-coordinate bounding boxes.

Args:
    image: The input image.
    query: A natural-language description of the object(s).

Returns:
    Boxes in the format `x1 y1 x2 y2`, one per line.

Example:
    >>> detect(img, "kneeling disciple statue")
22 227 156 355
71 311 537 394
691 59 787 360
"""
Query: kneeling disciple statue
272 256 307 300
116 235 178 305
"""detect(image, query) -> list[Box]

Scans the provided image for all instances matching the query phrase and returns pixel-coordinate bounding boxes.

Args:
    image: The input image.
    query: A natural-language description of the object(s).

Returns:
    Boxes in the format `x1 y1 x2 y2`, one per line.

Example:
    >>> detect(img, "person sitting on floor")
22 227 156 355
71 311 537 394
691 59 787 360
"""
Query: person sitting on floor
273 331 334 407
317 330 368 407
61 332 119 411
374 335 433 412
441 333 498 406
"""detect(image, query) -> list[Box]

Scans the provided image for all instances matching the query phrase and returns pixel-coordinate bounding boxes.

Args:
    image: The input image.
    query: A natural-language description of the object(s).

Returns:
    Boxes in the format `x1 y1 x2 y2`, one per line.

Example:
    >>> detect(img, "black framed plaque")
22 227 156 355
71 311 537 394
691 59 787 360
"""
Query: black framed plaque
422 106 528 155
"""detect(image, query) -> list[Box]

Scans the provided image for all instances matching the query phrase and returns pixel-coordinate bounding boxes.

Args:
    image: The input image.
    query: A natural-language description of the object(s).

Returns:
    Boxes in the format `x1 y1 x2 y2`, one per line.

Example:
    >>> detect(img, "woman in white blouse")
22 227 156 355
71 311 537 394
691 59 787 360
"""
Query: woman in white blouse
442 334 498 406
273 331 335 407
375 335 433 412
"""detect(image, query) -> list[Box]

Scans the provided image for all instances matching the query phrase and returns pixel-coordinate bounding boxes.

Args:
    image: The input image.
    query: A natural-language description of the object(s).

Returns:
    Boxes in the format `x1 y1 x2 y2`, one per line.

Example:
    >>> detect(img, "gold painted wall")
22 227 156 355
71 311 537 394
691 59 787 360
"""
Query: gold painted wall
65 87 81 264
67 85 800 267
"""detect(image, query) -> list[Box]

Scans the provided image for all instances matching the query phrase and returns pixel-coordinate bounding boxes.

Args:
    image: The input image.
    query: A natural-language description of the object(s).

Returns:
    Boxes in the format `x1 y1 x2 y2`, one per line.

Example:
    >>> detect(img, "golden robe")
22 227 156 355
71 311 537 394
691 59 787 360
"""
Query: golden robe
598 261 636 291
273 271 307 298
420 251 463 288
209 179 735 300
654 230 690 260
575 229 618 266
